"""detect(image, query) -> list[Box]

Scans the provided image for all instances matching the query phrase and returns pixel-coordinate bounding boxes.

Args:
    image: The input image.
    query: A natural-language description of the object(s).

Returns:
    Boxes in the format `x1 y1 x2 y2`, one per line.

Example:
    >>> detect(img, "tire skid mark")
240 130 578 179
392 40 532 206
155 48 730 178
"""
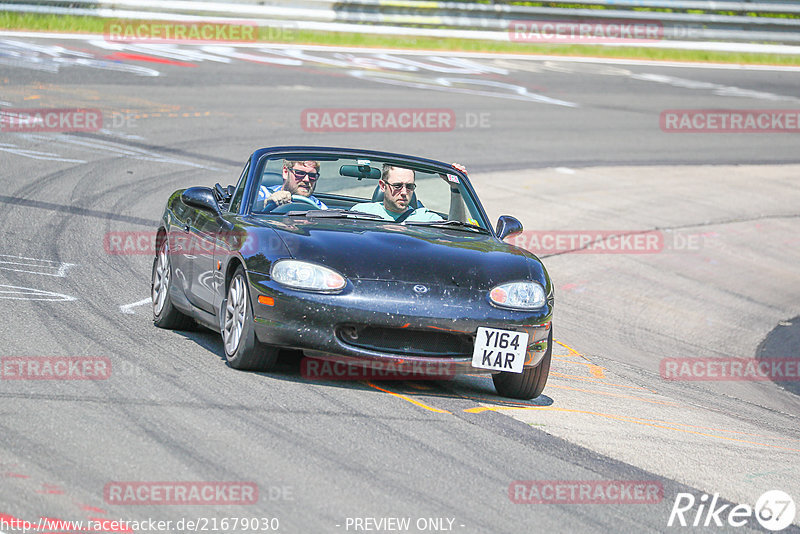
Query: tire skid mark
463 405 800 452
549 372 655 392
547 384 681 407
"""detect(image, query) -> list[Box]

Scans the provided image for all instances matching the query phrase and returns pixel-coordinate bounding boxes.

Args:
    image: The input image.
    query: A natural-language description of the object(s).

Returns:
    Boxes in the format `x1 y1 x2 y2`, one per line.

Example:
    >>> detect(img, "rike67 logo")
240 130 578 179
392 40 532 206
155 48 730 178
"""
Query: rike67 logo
668 490 796 531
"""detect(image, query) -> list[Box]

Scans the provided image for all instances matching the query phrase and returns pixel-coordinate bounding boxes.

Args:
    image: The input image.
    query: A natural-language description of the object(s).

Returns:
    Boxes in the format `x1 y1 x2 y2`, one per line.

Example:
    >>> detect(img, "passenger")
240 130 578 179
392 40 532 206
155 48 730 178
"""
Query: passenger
350 163 467 222
258 160 328 210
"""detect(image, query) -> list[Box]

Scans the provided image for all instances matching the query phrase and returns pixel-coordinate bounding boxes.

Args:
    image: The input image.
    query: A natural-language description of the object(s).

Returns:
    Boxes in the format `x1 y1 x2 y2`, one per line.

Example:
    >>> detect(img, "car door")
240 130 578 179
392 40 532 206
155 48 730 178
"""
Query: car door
212 160 251 313
186 206 221 314
183 160 252 314
167 195 194 301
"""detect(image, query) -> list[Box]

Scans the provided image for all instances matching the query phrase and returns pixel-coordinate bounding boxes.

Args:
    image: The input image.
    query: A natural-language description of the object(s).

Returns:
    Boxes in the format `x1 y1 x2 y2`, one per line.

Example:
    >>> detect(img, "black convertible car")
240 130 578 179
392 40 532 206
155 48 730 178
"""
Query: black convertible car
151 147 553 399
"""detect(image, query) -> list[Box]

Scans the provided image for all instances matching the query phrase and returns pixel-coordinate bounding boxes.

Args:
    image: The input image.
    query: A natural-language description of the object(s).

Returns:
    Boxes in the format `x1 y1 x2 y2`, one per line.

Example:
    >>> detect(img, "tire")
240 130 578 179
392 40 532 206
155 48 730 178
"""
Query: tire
222 266 278 371
152 236 193 330
492 329 552 400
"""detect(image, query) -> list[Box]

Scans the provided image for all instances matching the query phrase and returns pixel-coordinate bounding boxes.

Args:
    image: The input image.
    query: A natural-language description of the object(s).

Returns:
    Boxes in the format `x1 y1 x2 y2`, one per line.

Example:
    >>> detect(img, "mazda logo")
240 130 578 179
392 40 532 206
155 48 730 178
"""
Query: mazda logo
413 285 429 294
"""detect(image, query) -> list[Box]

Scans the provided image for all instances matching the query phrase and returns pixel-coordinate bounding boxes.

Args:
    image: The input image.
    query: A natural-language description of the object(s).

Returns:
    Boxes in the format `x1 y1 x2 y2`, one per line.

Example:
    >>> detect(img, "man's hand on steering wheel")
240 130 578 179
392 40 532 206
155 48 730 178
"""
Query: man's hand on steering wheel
267 190 292 205
263 194 319 213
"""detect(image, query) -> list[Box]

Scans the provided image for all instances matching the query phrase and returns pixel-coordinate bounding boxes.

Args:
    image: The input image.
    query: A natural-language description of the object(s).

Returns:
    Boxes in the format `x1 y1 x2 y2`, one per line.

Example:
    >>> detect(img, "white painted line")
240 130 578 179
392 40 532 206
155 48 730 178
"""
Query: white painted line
555 167 576 175
2 30 800 71
630 72 800 103
0 254 75 277
0 284 76 301
120 298 151 314
3 4 800 55
0 144 86 163
16 134 220 170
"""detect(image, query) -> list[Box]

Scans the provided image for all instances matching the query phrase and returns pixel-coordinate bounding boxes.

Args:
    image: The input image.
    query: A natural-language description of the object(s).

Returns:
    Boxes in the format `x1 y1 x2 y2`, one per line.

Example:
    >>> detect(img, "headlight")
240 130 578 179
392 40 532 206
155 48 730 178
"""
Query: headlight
271 260 346 292
489 281 546 310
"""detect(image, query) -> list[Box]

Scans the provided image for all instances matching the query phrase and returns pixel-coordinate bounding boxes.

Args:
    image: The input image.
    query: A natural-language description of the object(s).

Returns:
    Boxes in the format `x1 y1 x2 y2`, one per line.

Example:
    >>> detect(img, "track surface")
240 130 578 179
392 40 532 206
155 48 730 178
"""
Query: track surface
1 35 800 533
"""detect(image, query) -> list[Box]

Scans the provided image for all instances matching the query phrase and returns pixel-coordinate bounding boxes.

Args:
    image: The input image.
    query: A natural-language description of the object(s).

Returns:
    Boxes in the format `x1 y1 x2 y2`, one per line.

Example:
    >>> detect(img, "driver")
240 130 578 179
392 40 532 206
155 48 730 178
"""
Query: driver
349 163 467 222
257 160 328 210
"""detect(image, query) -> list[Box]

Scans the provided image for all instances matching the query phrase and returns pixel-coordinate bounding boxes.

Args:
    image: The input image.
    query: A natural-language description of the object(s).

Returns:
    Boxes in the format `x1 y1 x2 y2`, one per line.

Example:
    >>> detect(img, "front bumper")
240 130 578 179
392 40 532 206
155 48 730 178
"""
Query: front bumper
247 272 553 375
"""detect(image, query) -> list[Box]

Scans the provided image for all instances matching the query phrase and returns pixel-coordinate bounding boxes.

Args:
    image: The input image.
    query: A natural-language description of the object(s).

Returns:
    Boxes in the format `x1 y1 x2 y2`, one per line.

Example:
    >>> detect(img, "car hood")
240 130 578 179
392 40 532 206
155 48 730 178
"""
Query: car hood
257 218 545 290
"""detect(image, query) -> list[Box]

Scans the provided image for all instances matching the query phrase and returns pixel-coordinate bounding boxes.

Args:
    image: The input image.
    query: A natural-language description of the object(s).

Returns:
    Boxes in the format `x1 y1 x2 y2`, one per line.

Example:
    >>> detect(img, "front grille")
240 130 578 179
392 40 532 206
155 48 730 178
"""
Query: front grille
337 325 473 357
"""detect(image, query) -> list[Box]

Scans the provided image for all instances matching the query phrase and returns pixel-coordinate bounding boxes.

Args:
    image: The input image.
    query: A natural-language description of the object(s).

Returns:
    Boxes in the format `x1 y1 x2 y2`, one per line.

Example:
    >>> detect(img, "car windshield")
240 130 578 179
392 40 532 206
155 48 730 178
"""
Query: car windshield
250 155 490 231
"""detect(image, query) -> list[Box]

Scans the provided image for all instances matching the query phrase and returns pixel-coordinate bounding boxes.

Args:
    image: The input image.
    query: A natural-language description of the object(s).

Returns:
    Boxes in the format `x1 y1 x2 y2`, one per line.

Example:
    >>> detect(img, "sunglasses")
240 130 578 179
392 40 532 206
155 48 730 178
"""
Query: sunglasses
287 168 320 181
385 182 416 192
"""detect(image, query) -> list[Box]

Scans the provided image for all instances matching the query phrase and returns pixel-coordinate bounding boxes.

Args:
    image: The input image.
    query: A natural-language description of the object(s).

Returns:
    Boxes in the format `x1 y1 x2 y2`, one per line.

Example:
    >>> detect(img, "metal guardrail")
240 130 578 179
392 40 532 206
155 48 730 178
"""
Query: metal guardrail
2 0 800 43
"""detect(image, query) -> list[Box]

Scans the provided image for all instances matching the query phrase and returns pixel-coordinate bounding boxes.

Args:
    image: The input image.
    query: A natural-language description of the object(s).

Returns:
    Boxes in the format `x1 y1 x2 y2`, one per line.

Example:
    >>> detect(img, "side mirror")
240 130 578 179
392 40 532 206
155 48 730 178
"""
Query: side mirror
182 187 221 215
495 215 523 240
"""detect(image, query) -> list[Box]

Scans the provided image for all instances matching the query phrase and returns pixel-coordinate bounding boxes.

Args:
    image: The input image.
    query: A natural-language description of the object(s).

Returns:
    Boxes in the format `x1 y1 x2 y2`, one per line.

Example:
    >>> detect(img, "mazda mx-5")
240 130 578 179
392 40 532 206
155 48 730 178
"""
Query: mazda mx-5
151 146 553 399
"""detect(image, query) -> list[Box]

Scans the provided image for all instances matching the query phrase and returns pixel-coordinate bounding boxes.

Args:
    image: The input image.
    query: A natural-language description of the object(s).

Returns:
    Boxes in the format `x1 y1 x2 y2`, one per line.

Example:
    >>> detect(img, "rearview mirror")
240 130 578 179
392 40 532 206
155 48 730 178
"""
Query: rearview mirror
340 165 381 179
496 215 523 240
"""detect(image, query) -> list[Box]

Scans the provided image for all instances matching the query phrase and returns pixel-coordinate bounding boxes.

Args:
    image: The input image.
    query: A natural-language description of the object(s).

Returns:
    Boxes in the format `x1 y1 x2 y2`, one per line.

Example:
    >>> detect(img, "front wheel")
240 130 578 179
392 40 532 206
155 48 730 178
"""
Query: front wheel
152 236 193 330
492 329 552 400
222 266 278 371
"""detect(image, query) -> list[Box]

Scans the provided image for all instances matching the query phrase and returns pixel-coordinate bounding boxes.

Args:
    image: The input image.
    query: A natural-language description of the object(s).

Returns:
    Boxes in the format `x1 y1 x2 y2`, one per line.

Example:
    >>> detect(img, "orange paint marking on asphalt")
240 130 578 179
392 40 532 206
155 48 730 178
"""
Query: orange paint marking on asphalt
463 406 800 452
366 382 451 414
587 365 606 378
552 340 606 378
383 385 542 408
553 359 608 377
554 339 584 357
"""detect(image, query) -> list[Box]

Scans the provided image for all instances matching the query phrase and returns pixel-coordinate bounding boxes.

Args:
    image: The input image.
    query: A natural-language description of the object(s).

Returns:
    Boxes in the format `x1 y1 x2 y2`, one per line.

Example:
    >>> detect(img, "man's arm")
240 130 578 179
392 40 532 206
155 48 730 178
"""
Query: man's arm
441 163 467 222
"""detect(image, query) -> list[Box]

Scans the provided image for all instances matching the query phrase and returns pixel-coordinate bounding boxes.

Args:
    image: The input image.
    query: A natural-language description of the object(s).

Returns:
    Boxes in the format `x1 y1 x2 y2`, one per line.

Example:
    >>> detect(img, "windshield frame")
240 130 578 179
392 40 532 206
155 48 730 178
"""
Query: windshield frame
240 147 493 233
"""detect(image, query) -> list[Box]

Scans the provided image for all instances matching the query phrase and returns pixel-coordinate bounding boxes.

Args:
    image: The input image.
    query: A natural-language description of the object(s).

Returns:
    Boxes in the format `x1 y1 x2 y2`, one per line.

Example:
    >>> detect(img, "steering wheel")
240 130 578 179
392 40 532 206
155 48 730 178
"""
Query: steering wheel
262 194 321 213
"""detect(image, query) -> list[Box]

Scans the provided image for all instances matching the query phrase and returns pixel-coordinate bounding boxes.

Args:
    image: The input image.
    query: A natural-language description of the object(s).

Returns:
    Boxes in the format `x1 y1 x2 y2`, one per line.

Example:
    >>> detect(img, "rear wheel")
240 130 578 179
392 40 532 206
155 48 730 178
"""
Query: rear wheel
222 266 278 371
152 236 193 330
492 329 552 400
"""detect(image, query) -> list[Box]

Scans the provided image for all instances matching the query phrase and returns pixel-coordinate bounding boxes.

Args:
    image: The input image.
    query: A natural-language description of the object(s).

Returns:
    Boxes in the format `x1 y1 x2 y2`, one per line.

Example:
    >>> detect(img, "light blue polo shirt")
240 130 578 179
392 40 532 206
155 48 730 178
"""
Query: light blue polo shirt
350 202 443 222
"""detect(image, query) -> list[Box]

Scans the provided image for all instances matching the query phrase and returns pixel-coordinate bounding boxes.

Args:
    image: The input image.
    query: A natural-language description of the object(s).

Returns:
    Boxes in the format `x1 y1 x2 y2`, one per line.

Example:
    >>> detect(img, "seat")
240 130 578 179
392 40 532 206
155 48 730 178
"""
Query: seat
371 185 423 208
260 171 284 188
254 171 285 211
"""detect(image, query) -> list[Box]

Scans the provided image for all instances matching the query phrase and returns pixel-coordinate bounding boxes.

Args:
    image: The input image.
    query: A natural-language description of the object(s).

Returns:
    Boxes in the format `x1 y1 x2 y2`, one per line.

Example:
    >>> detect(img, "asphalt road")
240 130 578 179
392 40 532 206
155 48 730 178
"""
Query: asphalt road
1 35 799 533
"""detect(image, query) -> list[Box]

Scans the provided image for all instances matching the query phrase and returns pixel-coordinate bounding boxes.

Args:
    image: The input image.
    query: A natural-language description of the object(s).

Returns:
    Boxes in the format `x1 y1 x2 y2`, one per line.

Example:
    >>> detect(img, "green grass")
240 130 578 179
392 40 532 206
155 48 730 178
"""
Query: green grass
2 12 799 66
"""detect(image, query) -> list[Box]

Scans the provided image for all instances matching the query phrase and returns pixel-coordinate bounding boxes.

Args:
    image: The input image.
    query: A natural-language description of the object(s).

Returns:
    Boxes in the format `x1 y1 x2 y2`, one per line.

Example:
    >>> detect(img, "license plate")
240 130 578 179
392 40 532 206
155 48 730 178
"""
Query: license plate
471 327 529 374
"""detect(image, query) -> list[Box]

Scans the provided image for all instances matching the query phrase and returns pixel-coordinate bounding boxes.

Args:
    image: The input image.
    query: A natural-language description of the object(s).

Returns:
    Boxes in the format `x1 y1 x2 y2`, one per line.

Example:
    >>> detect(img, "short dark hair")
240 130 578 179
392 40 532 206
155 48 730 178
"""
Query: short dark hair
381 164 414 182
